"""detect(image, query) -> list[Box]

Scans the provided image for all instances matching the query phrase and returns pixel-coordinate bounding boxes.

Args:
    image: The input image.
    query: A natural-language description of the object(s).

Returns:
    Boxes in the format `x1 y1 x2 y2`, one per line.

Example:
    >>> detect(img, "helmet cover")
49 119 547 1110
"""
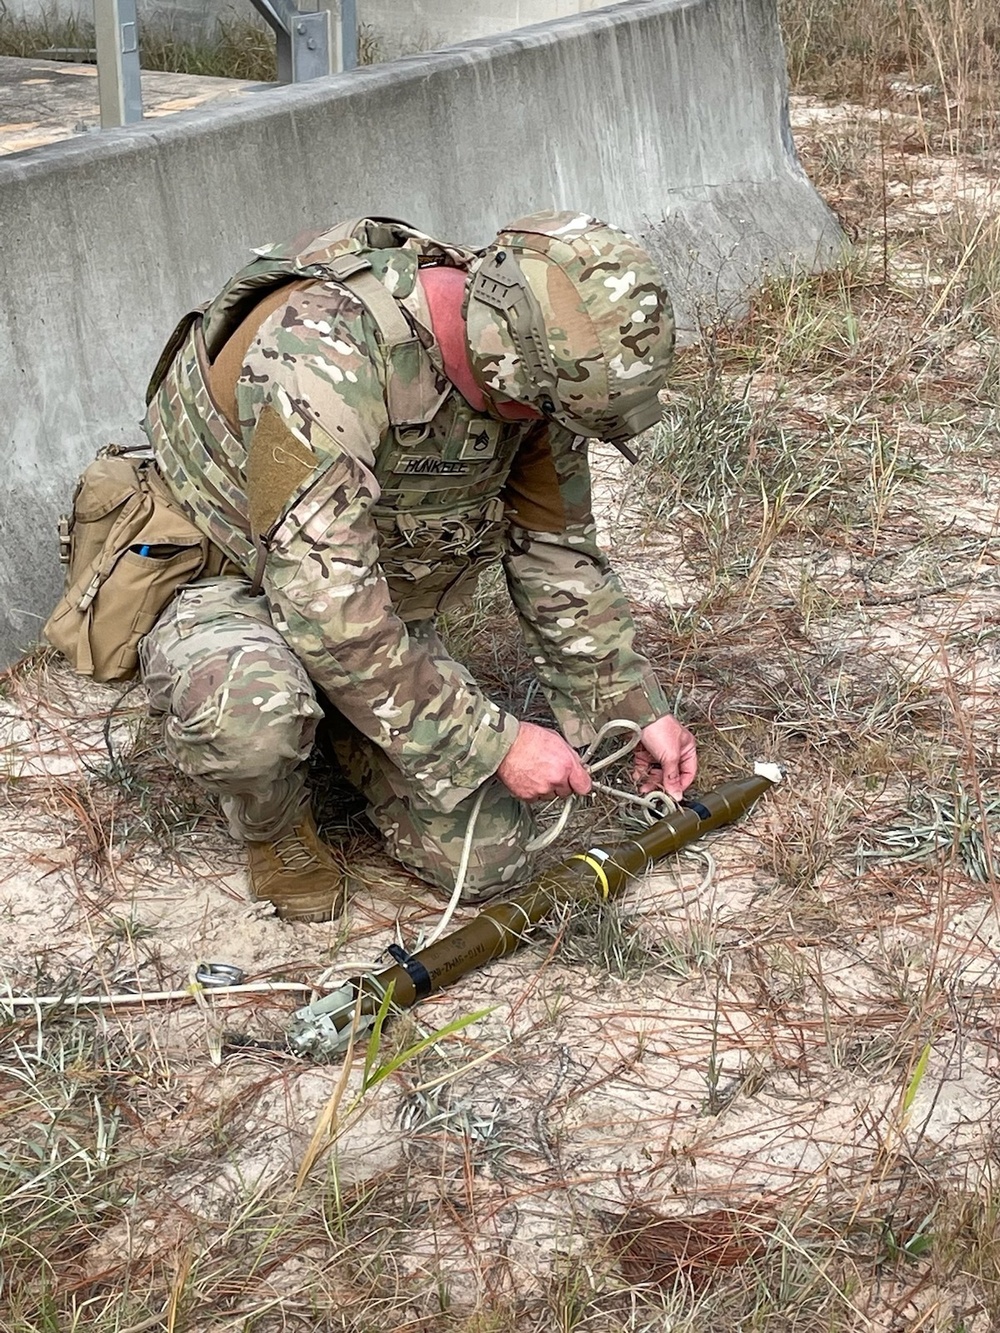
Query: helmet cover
466 210 674 441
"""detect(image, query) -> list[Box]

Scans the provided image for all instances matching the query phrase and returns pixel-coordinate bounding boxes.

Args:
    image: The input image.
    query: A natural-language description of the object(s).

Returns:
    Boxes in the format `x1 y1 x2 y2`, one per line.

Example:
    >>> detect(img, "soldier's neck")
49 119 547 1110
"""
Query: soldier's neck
418 266 539 422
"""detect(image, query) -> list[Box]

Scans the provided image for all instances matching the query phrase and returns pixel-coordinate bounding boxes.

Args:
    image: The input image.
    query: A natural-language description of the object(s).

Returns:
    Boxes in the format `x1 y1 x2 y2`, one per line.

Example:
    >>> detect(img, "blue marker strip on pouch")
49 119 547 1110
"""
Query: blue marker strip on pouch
138 545 150 556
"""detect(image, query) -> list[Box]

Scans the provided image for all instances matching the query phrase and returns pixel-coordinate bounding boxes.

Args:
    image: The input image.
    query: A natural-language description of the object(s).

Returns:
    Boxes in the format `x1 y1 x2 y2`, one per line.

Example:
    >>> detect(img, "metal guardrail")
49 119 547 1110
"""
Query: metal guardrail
93 0 356 129
249 0 359 81
94 0 142 126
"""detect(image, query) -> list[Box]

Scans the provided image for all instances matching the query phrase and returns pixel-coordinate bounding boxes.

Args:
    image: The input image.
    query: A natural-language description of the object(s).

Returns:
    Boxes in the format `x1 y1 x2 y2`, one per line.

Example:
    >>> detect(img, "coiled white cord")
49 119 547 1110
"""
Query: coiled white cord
421 719 674 948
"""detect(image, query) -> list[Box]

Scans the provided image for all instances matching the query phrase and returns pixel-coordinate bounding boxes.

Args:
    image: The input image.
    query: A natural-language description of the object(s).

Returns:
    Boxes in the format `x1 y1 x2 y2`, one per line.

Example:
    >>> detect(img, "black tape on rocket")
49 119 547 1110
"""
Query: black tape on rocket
682 798 712 821
386 943 433 999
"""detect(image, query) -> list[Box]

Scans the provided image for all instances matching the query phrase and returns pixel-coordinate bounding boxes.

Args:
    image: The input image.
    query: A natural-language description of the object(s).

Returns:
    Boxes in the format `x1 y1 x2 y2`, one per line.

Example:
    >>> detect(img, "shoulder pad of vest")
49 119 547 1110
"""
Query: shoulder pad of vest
256 216 476 270
199 217 475 361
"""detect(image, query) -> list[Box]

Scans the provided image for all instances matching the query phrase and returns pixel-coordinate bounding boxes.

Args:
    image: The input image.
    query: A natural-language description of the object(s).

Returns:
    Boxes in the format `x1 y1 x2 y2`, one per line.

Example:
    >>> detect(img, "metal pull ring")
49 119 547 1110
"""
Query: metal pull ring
195 961 246 989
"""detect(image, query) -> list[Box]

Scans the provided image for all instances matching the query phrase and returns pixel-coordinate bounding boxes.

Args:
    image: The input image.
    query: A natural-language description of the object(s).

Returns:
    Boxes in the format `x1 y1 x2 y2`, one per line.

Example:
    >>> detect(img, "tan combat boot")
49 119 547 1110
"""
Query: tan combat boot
246 806 347 923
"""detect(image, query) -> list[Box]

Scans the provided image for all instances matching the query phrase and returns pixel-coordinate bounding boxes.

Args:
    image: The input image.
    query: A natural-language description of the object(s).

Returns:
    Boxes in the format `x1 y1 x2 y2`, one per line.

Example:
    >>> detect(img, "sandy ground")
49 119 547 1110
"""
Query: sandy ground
3 93 1000 1330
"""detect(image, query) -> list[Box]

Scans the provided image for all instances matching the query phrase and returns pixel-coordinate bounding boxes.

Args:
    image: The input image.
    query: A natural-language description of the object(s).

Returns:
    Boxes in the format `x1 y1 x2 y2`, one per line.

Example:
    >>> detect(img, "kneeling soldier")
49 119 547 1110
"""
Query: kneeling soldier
140 211 697 921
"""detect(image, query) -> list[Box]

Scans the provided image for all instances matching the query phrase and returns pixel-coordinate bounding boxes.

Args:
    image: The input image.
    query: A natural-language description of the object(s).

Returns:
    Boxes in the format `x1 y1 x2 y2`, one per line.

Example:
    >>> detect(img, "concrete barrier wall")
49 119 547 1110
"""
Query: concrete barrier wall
0 0 844 663
363 0 611 60
4 0 605 51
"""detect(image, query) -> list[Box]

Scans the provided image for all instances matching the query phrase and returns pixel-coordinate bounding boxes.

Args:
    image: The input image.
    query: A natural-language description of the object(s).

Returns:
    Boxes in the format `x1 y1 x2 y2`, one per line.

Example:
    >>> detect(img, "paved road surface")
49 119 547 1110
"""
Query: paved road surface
0 54 257 155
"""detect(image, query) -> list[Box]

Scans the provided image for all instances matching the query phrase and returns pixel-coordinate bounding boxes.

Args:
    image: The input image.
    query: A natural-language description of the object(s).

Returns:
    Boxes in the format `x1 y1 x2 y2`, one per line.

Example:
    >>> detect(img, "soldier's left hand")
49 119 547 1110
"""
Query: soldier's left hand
633 714 697 800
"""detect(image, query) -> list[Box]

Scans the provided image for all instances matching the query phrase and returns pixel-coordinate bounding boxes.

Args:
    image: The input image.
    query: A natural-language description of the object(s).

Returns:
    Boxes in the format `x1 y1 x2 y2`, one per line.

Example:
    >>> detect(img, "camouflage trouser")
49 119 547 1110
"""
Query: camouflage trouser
139 578 535 898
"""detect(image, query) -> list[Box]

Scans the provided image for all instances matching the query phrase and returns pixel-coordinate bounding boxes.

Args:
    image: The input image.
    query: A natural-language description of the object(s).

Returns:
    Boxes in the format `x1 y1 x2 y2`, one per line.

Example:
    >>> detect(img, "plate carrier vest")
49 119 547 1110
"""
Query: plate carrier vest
144 217 531 621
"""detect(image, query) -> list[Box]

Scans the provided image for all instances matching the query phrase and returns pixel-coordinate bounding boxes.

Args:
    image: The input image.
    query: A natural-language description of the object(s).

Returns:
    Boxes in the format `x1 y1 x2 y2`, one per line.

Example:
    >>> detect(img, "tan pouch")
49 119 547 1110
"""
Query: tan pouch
44 449 211 682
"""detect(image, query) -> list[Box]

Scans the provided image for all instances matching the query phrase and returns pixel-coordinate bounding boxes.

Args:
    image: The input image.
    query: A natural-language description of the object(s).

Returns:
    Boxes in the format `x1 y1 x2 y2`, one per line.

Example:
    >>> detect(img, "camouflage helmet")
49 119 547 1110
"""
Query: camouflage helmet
465 210 674 442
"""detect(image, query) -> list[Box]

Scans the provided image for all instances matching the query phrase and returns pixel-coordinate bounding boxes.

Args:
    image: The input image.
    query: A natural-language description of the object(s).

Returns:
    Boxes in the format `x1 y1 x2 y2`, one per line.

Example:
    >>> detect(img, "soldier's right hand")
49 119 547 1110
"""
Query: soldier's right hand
496 721 592 802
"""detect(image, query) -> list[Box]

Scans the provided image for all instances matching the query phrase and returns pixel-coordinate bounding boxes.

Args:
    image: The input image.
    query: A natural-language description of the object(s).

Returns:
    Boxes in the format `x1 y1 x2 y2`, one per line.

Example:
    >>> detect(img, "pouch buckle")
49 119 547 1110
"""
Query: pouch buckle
77 571 103 612
394 422 432 447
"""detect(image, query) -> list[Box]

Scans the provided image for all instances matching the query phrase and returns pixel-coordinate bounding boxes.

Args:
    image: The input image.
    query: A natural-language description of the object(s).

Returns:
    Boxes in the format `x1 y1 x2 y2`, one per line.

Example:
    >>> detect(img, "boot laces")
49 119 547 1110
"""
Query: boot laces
272 829 322 874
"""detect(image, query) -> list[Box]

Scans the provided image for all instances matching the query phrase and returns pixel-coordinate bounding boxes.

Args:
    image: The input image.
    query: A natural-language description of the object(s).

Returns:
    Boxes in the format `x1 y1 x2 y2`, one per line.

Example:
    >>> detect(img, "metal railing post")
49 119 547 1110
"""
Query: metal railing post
340 0 357 70
93 0 143 127
319 0 356 72
248 0 333 83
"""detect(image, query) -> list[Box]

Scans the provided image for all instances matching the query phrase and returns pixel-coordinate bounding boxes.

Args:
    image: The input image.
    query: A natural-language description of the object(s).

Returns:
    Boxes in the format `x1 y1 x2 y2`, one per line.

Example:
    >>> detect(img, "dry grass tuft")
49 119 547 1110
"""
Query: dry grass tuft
603 1203 777 1288
0 12 393 80
782 0 1000 141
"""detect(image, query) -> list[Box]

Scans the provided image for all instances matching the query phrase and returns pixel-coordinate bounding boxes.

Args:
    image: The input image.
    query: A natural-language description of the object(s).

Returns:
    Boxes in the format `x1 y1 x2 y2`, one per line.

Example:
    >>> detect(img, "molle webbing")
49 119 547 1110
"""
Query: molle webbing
145 322 258 574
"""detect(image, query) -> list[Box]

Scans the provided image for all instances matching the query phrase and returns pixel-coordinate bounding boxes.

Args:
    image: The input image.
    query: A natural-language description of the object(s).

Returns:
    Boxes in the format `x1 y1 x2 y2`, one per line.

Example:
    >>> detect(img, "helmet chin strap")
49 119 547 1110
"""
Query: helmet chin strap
610 439 640 465
602 393 665 462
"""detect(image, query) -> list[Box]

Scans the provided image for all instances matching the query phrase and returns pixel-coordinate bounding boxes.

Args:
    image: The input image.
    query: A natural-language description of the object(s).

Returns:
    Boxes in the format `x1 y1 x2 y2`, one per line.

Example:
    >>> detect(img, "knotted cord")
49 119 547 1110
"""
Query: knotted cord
422 720 676 948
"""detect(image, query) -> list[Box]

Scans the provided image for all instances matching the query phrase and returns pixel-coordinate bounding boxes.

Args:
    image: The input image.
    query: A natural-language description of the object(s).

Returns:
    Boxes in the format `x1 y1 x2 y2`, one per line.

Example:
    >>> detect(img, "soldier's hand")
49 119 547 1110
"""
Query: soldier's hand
633 715 697 800
497 722 593 802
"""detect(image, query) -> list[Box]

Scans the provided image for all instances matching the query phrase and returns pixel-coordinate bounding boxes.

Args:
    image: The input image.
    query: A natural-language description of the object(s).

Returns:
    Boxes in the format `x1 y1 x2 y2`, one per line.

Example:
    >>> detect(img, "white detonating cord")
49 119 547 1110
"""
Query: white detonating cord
0 979 323 1010
420 719 675 949
2 727 760 1017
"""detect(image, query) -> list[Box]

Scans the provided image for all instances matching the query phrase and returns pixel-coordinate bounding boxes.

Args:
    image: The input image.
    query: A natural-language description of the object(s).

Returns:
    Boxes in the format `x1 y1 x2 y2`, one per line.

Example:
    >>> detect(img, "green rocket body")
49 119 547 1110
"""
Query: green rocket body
288 769 779 1060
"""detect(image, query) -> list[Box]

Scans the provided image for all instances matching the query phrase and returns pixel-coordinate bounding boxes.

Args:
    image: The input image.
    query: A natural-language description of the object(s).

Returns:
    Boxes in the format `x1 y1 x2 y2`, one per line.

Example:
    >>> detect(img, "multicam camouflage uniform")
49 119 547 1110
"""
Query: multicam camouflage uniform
141 214 672 897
